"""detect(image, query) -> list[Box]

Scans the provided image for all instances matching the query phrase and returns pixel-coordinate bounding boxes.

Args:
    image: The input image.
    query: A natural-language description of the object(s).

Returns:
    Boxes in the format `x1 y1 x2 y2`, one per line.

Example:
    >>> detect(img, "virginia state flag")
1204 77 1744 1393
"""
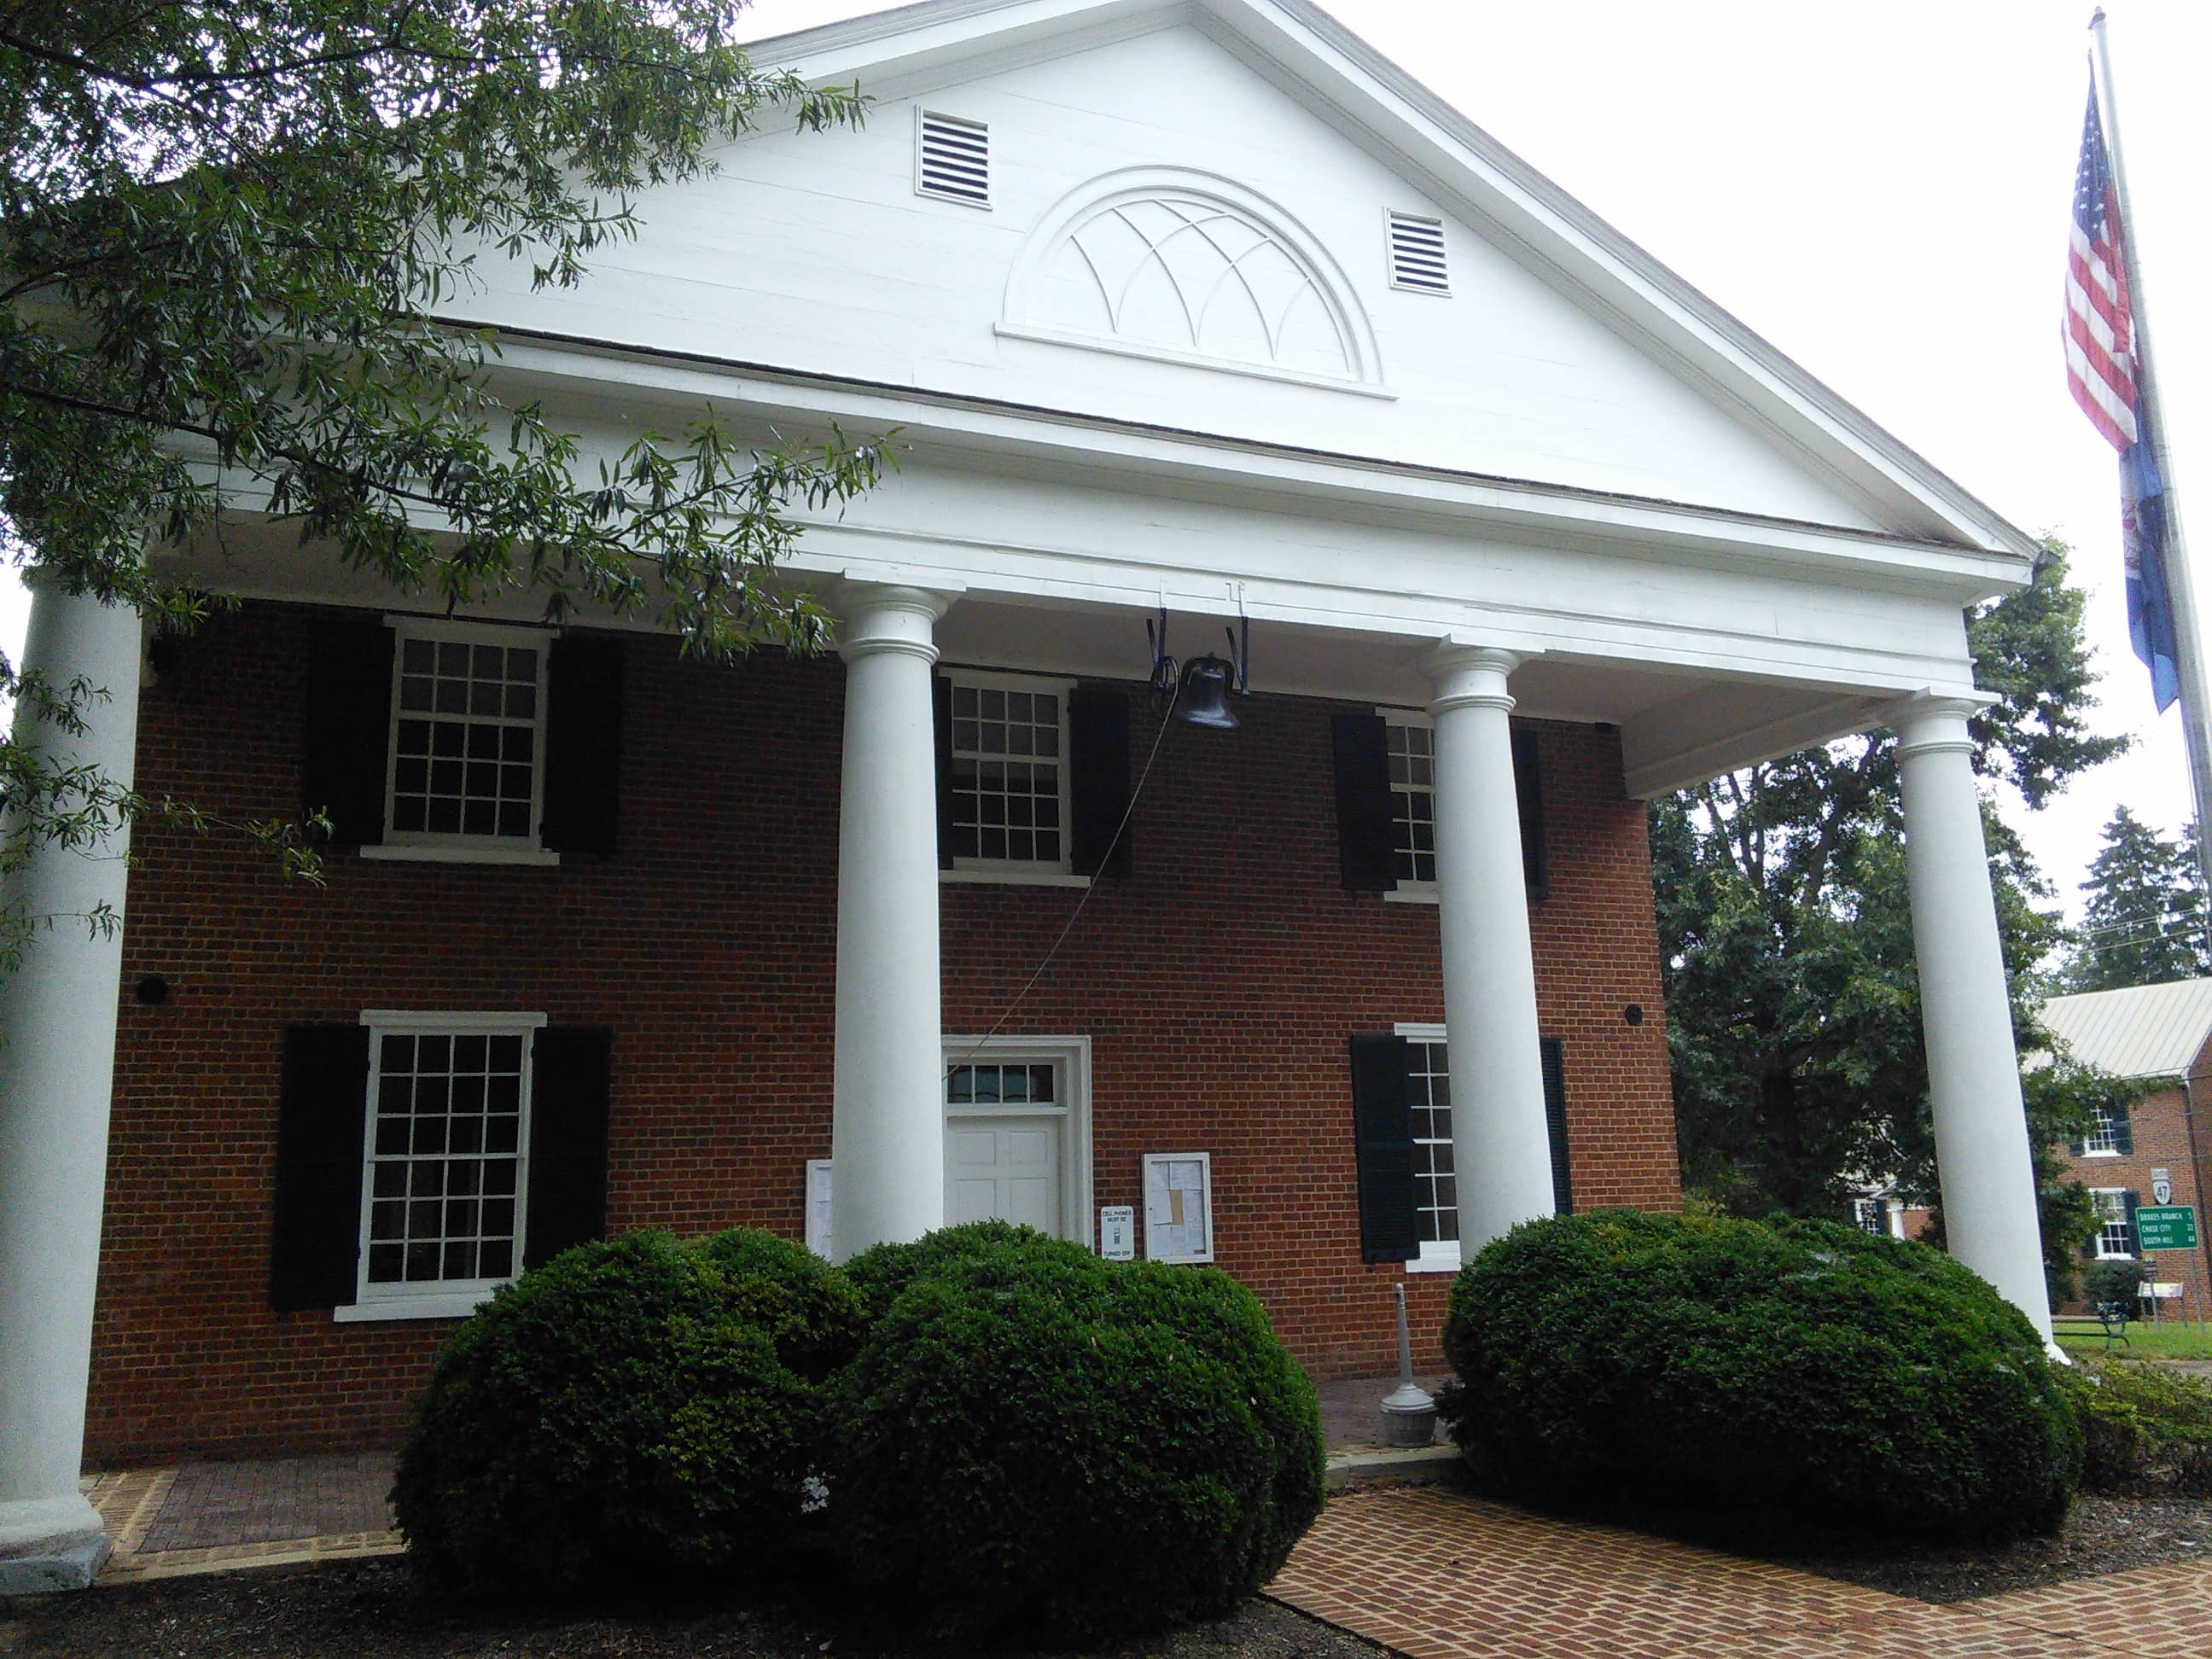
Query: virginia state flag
2122 405 2182 711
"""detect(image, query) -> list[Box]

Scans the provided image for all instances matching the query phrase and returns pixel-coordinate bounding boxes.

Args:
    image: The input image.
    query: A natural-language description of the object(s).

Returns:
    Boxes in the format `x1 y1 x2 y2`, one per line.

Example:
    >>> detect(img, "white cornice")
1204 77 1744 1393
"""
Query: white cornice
459 329 2030 604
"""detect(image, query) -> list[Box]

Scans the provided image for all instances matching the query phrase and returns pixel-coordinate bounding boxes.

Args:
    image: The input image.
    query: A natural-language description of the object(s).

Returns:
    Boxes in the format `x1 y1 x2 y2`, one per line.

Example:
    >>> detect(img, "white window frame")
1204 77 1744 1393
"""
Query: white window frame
1396 1021 1458 1272
940 1033 1094 1252
1850 1197 1887 1237
2081 1103 2123 1158
335 1009 547 1323
1378 707 1440 905
363 616 559 868
941 669 1078 881
2092 1187 2136 1260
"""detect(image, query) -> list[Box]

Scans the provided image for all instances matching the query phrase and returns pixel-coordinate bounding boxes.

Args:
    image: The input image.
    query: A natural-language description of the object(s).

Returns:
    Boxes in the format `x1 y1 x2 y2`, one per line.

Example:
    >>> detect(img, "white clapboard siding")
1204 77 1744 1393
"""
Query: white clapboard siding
445 23 1885 532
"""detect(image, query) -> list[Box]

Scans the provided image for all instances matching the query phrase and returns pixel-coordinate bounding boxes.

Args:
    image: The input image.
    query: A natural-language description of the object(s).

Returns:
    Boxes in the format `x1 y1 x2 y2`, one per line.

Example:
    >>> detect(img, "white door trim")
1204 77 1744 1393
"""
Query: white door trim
941 1033 1094 1252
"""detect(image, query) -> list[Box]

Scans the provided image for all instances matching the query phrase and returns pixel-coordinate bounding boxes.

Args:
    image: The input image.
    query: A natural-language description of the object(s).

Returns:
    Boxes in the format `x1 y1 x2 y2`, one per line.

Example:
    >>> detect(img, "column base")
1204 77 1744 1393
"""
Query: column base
0 1494 111 1593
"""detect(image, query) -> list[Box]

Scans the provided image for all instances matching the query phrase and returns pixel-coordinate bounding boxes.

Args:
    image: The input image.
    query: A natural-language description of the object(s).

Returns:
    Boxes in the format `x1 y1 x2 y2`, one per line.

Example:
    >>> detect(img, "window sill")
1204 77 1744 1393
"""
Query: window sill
333 1288 503 1323
1406 1254 1460 1274
941 870 1092 888
360 844 562 868
1383 885 1439 905
2081 1150 2122 1159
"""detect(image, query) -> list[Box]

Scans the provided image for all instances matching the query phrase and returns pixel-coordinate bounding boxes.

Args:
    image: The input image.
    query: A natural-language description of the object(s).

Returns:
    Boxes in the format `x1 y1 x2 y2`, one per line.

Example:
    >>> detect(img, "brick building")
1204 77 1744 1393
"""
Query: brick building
1 0 2062 1586
2043 979 2212 1305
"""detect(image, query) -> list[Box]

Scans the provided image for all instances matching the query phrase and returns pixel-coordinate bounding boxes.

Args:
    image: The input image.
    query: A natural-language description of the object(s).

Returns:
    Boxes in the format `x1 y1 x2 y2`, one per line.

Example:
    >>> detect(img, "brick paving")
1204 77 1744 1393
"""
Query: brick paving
83 1455 399 1584
1269 1484 2212 1659
71 1447 2212 1657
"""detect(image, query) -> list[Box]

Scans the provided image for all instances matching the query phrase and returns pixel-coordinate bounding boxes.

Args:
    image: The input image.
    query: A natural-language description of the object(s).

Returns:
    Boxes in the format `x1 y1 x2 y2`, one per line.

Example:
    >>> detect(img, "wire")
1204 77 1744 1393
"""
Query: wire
943 678 1184 1082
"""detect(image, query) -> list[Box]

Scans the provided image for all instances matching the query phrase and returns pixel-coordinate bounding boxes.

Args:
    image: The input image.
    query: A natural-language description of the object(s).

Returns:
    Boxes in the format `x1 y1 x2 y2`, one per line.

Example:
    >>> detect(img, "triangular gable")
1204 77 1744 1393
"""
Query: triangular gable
732 0 2034 557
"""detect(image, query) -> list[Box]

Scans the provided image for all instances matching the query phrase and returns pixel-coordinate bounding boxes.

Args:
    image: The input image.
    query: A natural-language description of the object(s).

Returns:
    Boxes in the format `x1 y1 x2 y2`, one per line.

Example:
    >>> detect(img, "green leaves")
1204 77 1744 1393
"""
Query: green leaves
1 0 881 934
1660 540 2123 1241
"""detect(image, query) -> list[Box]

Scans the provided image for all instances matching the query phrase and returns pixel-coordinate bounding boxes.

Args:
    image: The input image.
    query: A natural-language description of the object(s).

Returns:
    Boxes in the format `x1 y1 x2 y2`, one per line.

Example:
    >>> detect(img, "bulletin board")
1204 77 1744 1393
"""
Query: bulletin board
1142 1152 1214 1264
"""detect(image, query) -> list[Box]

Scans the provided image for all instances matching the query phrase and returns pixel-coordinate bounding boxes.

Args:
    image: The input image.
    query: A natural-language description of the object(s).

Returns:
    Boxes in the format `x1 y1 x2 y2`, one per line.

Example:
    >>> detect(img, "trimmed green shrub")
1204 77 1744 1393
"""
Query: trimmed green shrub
392 1230 835 1598
840 1217 1095 1322
1439 1209 2081 1540
830 1239 1324 1639
693 1225 867 1381
2064 1360 2212 1493
2081 1257 2148 1314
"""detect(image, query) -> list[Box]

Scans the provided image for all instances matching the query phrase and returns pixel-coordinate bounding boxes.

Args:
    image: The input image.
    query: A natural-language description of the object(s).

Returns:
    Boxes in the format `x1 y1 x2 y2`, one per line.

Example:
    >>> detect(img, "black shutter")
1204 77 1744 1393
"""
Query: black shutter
1540 1035 1573 1217
1514 728 1548 900
525 1027 614 1268
539 633 623 856
2124 1190 2141 1254
301 620 394 847
1332 712 1395 893
2067 1132 2088 1158
933 673 955 870
2114 1105 2134 1157
1068 686 1132 879
271 1025 372 1311
1349 1033 1418 1264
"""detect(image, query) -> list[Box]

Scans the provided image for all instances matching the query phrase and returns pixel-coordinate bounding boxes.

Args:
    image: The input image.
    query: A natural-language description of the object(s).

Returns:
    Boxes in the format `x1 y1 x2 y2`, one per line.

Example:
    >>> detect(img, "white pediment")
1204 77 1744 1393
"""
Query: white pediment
997 169 1383 393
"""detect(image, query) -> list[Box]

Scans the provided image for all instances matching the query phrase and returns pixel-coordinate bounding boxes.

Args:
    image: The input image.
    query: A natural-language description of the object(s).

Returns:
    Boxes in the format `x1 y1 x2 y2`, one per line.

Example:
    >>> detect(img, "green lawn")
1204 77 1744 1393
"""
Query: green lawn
2053 1317 2212 1361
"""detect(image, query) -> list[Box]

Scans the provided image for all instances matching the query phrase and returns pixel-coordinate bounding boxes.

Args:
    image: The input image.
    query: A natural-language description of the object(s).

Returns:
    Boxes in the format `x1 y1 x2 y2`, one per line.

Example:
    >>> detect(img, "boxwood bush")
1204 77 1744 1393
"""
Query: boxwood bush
1439 1209 2081 1540
830 1235 1324 1639
840 1217 1096 1321
392 1229 851 1597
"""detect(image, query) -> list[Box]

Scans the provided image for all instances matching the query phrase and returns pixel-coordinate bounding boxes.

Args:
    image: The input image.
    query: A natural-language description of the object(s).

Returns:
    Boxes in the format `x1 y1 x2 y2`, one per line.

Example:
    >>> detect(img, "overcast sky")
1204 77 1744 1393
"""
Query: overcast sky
7 0 2206 920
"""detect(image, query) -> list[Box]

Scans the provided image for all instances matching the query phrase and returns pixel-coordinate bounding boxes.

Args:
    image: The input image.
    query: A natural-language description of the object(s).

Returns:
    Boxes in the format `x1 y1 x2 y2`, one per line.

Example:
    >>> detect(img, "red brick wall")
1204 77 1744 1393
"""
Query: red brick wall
89 601 1679 1465
2054 1046 2212 1308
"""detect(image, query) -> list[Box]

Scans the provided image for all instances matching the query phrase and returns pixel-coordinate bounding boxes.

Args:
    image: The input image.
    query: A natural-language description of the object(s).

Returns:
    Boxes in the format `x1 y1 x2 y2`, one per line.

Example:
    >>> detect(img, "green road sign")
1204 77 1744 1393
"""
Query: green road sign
2137 1205 2199 1251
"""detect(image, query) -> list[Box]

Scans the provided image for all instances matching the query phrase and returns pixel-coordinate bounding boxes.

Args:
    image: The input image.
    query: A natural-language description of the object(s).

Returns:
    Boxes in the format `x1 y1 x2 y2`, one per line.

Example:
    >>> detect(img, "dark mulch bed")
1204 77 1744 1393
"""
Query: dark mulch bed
1775 1492 2212 1603
0 1559 1384 1659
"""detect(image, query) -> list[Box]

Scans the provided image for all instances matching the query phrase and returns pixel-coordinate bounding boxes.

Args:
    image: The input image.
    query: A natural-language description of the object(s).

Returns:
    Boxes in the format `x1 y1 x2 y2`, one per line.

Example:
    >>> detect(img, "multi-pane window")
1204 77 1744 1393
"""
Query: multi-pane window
1386 715 1437 885
948 675 1068 869
360 1020 535 1299
2093 1189 2136 1260
1407 1036 1456 1252
388 626 545 843
1851 1197 1888 1237
946 1061 1057 1107
2081 1103 2123 1156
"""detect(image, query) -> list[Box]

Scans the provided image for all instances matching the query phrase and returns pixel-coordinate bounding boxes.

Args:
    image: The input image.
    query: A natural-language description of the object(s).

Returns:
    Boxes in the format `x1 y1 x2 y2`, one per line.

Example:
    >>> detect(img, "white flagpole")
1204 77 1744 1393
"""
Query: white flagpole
2090 9 2212 959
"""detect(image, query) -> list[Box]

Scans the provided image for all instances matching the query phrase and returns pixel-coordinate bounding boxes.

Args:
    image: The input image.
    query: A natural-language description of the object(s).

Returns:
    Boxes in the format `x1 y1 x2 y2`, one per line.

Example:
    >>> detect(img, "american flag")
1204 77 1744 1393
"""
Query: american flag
2064 85 2139 451
2064 76 2180 711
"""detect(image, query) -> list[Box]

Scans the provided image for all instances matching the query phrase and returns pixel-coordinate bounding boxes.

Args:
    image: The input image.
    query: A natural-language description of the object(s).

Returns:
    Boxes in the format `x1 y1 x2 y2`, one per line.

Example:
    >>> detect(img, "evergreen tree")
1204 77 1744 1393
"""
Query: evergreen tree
2068 807 2210 991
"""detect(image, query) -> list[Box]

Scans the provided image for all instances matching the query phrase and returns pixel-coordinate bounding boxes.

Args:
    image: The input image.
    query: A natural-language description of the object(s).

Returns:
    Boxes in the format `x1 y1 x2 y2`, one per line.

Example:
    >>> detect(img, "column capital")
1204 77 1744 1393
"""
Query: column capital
1887 690 1994 760
1421 643 1535 717
834 583 956 667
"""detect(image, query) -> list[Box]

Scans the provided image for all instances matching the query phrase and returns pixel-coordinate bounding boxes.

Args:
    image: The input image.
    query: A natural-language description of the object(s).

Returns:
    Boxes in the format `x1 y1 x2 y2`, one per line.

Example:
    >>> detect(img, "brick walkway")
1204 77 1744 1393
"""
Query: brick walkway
82 1457 399 1584
1271 1484 2212 1659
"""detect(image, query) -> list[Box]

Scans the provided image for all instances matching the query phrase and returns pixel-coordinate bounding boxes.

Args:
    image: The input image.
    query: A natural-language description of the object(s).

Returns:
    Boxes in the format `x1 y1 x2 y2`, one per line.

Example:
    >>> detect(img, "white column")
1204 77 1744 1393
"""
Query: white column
1426 644 1554 1259
0 581 142 1592
1893 693 2052 1345
830 585 951 1261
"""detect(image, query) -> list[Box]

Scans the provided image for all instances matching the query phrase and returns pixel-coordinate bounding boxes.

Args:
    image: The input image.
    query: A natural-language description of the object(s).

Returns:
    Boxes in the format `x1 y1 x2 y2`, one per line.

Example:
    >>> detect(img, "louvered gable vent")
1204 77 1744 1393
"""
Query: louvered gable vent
917 111 989 207
1387 211 1448 294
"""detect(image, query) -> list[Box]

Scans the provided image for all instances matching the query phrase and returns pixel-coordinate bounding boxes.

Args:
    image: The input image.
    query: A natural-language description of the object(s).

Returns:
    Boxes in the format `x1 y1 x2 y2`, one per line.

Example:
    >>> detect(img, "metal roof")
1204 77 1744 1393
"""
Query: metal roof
2039 979 2212 1080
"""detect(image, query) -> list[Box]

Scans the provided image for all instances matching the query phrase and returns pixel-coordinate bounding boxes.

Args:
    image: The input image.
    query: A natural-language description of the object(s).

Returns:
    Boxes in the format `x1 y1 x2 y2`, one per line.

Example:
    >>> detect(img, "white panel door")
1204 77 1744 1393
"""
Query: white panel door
945 1114 1063 1237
